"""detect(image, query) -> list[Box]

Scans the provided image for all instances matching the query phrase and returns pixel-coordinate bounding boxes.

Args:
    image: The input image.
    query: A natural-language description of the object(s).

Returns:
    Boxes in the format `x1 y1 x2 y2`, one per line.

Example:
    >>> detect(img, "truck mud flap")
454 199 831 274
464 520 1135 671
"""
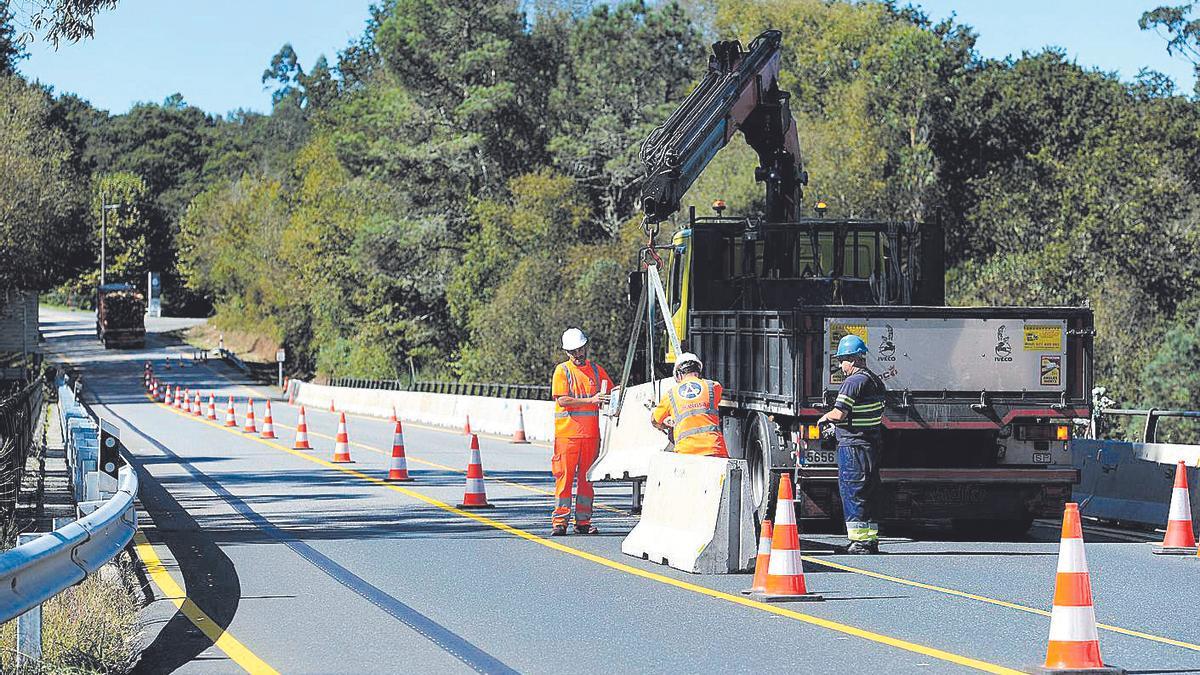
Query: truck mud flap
1071 438 1200 529
621 453 756 574
589 378 673 482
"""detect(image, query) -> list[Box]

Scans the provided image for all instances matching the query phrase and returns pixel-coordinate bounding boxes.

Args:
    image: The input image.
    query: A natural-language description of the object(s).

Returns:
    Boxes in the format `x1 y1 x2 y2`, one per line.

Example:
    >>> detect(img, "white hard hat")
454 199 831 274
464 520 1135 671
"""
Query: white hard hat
561 328 589 351
674 352 703 374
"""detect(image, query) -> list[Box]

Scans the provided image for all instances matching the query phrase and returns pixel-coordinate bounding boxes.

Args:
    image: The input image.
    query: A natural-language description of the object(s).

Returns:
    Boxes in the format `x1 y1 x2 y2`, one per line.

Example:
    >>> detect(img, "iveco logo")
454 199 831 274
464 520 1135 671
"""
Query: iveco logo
995 325 1013 362
878 324 897 362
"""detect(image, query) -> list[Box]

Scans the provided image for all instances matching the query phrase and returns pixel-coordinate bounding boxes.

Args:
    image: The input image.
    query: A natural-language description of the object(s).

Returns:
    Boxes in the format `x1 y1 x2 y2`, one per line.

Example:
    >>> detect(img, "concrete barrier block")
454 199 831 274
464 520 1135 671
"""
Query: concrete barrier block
621 453 756 574
590 378 671 481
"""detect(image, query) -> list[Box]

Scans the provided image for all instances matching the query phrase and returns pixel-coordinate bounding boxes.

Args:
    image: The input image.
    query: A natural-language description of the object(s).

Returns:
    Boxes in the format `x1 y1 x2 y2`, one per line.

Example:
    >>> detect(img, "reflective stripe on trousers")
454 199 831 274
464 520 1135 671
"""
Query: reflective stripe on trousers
552 437 599 526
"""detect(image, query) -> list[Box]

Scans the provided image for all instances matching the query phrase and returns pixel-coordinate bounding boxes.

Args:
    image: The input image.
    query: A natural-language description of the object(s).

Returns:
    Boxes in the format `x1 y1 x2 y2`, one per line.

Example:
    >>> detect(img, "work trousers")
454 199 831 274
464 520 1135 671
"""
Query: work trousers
837 442 881 543
552 436 599 527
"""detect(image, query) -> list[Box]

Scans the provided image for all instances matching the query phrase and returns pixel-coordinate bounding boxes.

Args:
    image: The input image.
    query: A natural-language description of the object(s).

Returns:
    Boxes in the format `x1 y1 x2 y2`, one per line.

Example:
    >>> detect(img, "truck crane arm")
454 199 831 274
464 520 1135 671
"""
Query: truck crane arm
638 29 806 225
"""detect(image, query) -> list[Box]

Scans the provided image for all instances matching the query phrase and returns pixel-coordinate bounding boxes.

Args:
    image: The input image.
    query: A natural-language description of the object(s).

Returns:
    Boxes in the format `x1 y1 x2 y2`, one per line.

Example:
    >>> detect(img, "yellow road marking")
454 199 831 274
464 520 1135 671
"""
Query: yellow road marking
148 396 1017 674
267 418 625 515
802 555 1200 652
133 531 279 674
162 368 1200 655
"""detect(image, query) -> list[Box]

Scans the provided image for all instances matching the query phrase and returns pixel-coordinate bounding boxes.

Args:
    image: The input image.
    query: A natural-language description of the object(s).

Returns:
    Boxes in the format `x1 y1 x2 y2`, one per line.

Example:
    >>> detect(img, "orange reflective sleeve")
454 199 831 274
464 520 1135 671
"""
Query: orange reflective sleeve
651 395 672 425
552 363 568 398
597 364 613 393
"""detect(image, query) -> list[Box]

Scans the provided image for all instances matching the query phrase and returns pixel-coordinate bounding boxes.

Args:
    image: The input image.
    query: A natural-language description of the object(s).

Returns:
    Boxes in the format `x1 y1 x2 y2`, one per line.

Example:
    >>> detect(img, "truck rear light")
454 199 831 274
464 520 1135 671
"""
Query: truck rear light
1055 425 1070 441
806 424 821 440
1015 425 1061 441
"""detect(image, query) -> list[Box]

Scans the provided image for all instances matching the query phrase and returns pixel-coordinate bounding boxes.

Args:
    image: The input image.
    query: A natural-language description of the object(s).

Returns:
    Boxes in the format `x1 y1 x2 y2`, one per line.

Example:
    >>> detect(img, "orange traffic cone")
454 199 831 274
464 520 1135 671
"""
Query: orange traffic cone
193 392 202 416
751 478 822 602
224 396 238 427
386 420 413 482
242 399 258 433
389 405 398 423
288 388 295 405
150 380 157 399
464 415 472 436
329 399 336 413
1032 503 1121 674
260 400 277 439
293 406 312 450
206 393 217 420
511 405 530 444
457 434 493 509
332 412 353 463
176 387 186 410
164 385 172 406
1152 461 1197 554
741 520 774 595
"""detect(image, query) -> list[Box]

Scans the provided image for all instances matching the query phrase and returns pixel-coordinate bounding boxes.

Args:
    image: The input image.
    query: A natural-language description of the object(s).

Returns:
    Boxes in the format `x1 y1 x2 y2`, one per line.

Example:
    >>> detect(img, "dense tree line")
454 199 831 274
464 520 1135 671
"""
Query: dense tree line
2 0 1199 415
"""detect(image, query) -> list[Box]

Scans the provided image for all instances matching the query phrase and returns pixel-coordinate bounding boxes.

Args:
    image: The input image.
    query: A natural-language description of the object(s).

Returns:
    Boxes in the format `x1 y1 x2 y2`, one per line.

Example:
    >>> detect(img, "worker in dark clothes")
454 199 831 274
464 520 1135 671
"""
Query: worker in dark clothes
817 334 886 554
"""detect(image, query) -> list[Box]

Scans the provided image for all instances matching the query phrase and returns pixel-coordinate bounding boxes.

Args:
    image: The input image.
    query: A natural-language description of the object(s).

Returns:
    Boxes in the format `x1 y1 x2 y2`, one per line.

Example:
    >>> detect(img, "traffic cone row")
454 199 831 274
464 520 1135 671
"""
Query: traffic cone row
1152 461 1197 555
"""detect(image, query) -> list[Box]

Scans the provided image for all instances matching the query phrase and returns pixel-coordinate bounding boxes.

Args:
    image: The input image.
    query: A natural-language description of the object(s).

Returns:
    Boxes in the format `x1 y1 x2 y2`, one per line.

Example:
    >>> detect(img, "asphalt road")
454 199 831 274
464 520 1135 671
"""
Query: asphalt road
40 308 1200 674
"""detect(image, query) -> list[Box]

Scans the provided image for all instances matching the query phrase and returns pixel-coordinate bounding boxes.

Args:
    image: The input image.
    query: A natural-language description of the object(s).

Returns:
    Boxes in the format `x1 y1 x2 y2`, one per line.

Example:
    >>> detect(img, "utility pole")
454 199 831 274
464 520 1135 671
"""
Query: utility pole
99 194 119 287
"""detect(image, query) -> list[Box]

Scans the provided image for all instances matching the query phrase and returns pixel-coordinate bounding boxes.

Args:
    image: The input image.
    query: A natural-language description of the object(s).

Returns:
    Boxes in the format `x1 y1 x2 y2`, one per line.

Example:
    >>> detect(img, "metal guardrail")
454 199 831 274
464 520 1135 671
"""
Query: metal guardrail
218 348 250 376
1 377 46 542
0 374 138 623
326 377 552 401
1099 408 1200 444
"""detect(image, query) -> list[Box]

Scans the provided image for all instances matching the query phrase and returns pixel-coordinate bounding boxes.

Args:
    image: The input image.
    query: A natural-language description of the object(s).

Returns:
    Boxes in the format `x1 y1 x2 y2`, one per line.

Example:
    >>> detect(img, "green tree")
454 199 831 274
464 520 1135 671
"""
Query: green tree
1 1 25 74
0 75 88 292
1141 3 1200 95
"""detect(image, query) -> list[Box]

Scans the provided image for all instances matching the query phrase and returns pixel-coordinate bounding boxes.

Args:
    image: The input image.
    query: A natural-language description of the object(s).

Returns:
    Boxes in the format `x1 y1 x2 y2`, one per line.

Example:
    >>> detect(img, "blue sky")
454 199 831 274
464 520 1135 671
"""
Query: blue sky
16 1 1198 116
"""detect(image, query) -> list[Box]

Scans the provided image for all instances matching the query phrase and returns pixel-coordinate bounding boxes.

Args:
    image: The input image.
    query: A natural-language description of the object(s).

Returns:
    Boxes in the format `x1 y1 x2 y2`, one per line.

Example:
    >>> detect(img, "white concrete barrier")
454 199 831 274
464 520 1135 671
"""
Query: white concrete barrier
621 452 756 574
589 378 672 481
291 381 556 442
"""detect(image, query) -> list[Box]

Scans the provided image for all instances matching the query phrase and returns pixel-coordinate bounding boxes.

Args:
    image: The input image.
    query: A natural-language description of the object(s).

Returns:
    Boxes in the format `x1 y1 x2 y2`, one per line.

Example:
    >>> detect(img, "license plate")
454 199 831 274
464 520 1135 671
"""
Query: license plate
1032 452 1052 464
804 450 836 465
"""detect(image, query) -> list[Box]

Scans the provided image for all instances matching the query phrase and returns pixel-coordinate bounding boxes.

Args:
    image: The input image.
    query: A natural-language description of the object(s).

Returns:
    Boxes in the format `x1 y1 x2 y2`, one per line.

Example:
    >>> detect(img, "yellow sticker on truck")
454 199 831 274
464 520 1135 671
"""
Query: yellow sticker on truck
1022 325 1062 351
829 324 868 384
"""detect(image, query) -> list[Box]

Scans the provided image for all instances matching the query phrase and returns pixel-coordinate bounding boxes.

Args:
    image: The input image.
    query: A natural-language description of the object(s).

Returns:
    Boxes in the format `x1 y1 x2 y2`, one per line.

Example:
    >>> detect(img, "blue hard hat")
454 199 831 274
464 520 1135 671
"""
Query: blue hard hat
835 334 868 358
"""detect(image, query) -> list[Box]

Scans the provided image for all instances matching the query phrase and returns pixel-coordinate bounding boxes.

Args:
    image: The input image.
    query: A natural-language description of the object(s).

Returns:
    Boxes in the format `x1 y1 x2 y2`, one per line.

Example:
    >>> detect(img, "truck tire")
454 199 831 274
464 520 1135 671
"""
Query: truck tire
744 412 780 525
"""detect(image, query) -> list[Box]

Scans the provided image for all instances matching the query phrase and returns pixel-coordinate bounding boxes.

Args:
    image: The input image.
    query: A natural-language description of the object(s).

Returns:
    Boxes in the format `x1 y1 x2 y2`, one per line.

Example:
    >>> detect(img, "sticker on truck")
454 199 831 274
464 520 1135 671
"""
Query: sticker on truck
1040 355 1062 386
828 324 868 384
1023 324 1063 351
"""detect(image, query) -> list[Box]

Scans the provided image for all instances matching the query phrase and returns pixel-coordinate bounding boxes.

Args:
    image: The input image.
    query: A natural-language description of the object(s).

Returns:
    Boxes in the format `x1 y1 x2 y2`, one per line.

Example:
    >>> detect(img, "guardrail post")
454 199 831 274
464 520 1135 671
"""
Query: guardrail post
14 533 42 669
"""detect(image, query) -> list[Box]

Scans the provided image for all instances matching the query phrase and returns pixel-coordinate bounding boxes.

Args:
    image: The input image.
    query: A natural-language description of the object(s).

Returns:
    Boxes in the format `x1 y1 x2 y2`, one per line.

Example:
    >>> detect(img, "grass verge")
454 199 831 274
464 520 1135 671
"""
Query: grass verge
0 552 143 673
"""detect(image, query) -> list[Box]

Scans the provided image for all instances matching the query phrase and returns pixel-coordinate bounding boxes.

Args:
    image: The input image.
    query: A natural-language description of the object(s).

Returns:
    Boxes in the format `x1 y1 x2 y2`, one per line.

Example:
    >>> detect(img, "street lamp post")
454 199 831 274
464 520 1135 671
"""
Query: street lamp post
99 195 119 287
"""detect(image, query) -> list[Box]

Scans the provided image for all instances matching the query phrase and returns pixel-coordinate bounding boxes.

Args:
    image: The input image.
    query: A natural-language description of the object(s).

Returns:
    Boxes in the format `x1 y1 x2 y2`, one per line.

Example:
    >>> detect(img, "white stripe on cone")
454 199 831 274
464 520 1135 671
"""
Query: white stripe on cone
1047 605 1101 642
1056 537 1088 573
465 478 486 493
766 551 803 576
1168 487 1192 521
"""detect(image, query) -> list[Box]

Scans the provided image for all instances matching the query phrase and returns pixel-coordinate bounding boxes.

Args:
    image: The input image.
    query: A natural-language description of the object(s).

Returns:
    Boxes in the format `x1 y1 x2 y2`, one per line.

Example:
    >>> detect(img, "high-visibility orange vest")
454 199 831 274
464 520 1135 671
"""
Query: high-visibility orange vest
661 377 727 457
552 360 609 439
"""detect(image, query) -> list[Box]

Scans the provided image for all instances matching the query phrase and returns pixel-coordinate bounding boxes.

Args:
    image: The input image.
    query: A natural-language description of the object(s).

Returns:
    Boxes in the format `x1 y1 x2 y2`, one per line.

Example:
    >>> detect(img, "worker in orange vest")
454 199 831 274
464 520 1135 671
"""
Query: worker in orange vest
551 328 612 536
651 353 728 457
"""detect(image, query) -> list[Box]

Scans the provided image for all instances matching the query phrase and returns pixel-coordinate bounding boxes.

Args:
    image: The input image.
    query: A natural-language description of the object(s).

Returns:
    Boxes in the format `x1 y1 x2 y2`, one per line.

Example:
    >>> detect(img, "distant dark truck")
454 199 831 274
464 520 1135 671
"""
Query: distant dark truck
96 284 146 349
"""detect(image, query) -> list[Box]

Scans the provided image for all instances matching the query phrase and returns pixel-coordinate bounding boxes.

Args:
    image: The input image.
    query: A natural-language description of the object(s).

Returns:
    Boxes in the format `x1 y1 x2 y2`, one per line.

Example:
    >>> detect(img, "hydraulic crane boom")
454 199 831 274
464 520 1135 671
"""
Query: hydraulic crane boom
638 29 806 225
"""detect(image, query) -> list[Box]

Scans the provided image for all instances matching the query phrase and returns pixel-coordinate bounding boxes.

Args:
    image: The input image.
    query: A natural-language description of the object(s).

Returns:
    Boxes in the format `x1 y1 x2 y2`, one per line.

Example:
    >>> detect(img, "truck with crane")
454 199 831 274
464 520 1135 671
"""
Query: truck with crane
596 29 1094 535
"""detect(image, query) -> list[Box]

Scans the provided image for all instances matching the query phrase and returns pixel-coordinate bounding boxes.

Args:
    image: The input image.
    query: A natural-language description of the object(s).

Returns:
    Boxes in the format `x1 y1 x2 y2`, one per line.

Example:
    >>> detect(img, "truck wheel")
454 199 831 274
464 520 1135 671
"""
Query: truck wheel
744 412 779 525
951 516 1034 540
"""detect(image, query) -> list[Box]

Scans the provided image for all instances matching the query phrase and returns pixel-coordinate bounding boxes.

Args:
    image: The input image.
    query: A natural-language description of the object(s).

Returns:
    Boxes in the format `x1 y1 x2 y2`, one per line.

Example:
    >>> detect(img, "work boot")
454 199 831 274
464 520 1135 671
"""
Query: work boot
550 525 567 536
846 540 879 555
574 524 599 535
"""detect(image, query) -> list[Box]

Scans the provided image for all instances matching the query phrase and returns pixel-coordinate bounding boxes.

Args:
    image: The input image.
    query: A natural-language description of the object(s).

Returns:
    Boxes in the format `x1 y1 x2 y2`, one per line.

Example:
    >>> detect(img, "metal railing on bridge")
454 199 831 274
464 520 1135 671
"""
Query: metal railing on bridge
326 377 552 401
0 376 46 544
0 371 137 655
